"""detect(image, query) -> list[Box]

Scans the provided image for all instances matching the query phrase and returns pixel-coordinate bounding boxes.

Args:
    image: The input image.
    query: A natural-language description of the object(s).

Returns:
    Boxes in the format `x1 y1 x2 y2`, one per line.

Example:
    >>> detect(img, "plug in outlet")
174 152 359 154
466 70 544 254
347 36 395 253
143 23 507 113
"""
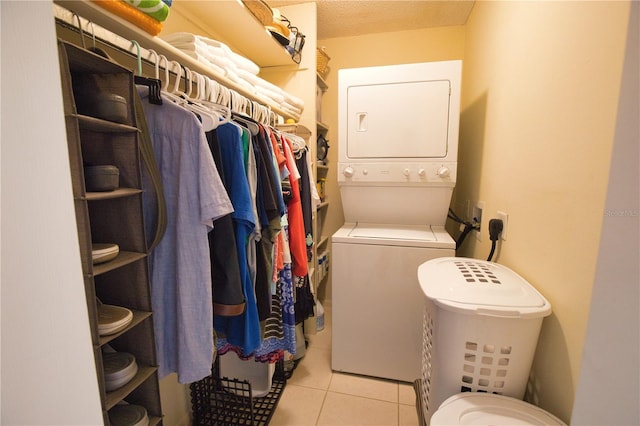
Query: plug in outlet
497 211 509 241
473 201 484 241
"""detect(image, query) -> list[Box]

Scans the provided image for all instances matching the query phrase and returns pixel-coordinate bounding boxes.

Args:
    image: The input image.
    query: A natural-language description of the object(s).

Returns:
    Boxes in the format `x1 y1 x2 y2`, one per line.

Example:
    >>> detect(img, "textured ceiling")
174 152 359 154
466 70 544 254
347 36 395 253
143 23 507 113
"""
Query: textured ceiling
269 0 475 39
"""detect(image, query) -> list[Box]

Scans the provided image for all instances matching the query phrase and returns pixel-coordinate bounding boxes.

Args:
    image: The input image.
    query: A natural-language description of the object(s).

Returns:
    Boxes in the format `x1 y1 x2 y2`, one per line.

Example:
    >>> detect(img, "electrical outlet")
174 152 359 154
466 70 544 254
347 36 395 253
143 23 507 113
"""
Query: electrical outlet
497 211 509 241
473 201 484 241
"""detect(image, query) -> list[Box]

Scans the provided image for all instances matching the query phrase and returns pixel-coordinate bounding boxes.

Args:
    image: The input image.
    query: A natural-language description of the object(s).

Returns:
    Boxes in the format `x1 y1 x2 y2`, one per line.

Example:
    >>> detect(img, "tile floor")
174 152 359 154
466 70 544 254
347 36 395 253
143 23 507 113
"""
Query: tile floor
271 302 420 426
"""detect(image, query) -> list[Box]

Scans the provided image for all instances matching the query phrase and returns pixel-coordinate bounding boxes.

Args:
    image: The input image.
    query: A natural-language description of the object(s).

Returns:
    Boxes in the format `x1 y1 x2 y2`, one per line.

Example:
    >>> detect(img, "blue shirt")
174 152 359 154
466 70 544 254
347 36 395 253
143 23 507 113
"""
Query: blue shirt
213 122 262 355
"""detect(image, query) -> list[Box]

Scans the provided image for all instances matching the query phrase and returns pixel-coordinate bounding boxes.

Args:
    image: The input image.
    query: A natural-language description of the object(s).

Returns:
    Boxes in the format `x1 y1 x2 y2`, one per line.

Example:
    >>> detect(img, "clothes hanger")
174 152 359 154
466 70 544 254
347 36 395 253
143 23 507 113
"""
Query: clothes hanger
251 101 264 124
232 112 260 136
268 109 278 128
230 91 260 136
159 59 189 106
256 102 271 126
196 74 232 128
180 69 217 132
159 54 170 93
72 13 109 59
288 133 307 154
71 12 87 50
216 87 252 134
171 61 187 96
130 40 163 105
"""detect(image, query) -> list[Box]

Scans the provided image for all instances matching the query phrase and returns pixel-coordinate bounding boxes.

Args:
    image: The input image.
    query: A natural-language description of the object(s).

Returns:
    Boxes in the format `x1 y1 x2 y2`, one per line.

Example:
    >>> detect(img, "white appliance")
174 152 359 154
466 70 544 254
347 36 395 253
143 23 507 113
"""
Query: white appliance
331 61 462 382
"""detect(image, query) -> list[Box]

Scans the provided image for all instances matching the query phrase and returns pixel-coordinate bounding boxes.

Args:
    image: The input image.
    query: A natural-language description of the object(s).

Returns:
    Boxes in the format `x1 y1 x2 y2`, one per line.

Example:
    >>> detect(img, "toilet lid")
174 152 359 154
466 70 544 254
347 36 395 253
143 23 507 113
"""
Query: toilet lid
431 393 566 426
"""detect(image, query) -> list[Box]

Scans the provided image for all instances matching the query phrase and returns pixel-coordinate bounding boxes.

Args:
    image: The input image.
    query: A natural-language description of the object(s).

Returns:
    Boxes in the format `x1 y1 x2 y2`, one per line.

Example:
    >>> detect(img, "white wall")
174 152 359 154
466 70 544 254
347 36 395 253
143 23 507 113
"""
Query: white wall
0 2 103 424
457 2 630 421
571 2 639 423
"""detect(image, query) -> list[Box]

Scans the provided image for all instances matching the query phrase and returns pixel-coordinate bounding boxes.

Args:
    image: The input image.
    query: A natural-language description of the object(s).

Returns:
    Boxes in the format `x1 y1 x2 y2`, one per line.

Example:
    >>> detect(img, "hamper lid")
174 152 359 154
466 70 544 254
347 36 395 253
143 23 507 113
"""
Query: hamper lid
418 257 551 318
430 393 567 425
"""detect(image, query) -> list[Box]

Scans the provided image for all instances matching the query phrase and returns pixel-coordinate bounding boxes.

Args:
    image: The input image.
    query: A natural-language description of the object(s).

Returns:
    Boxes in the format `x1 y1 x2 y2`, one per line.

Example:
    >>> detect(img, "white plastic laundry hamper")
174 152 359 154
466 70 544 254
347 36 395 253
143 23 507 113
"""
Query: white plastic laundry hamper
219 352 275 398
416 257 551 423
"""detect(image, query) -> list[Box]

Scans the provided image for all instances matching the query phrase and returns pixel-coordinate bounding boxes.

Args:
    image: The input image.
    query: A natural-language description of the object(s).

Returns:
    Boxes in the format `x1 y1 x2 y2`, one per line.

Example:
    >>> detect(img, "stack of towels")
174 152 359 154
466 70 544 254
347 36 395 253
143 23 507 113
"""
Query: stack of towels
161 32 304 120
93 0 171 36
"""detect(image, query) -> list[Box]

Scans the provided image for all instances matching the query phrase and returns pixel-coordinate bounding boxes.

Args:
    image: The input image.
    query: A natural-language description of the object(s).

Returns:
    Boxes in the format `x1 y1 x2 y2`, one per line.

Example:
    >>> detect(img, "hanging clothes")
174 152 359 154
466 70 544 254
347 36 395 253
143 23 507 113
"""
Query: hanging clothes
295 146 314 262
253 224 297 362
244 128 262 321
206 131 245 317
293 145 317 324
213 122 261 355
274 132 315 325
253 125 284 321
277 133 308 278
138 87 233 384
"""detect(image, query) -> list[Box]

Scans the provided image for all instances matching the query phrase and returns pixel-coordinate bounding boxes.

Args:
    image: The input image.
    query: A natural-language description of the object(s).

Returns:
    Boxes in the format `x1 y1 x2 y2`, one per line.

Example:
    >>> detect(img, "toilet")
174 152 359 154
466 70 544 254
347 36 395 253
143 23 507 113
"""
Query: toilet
430 393 566 425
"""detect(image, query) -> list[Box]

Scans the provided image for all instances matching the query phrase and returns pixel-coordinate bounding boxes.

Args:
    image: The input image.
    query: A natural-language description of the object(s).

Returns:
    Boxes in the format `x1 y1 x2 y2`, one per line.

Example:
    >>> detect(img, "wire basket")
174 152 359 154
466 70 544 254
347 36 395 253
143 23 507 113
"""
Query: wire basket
190 359 287 425
316 47 330 78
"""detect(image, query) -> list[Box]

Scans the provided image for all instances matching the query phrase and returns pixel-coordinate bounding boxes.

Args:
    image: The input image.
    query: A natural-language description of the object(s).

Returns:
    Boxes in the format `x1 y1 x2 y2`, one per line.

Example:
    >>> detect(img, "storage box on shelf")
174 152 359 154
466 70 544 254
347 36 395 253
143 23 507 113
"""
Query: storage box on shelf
58 40 162 425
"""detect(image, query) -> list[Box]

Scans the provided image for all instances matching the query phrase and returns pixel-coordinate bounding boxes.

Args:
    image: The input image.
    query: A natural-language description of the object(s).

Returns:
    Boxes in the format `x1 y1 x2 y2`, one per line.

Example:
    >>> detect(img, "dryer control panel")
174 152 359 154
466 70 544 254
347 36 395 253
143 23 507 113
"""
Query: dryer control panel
338 162 457 186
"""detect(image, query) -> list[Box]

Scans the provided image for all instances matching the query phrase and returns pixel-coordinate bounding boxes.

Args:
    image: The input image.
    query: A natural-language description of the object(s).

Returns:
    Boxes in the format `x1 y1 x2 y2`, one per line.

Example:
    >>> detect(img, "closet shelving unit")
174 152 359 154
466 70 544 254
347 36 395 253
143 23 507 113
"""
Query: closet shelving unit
315 72 331 292
55 1 322 422
57 39 162 425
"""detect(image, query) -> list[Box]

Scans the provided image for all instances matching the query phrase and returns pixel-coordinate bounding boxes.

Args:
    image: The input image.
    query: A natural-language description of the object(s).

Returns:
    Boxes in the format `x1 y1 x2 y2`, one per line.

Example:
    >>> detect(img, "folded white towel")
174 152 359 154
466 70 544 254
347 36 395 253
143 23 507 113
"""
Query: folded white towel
228 51 259 75
236 68 261 86
255 85 285 104
237 70 283 100
161 32 199 44
176 50 227 77
281 102 303 116
282 91 304 109
164 33 260 75
253 76 282 94
198 43 235 71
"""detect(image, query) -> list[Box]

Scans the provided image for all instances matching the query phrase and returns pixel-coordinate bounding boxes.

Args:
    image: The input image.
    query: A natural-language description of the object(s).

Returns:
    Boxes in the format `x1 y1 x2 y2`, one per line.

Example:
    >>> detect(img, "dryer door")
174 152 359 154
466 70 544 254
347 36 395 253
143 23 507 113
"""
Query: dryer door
346 79 451 159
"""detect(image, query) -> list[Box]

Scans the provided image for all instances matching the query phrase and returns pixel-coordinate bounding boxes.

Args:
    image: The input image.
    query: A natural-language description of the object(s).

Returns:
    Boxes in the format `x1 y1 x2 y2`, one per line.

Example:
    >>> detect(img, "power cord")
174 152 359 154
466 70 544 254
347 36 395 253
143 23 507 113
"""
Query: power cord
487 219 504 261
448 208 481 250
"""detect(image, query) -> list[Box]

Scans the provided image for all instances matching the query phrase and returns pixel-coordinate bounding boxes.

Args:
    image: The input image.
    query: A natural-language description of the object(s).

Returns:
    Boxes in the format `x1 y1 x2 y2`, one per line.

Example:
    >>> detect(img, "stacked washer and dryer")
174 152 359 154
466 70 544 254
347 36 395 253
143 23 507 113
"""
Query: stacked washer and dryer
331 60 462 383
330 61 565 426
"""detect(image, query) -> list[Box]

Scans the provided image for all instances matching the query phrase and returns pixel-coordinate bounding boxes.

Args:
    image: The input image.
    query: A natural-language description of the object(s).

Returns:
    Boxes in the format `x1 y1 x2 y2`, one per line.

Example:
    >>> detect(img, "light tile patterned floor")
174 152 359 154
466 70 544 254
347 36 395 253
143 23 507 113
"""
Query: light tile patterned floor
271 302 420 426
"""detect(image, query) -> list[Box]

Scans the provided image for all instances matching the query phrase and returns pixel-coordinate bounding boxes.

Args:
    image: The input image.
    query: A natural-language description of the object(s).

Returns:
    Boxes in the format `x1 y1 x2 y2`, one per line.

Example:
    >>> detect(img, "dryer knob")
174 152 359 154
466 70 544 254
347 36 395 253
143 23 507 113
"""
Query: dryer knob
403 168 411 177
437 166 450 178
343 167 355 178
418 168 427 177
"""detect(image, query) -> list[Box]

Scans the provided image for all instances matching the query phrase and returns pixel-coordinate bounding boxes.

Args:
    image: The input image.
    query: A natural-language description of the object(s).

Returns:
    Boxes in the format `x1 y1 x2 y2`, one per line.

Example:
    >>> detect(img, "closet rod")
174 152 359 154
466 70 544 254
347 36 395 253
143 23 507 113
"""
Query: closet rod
53 2 297 121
